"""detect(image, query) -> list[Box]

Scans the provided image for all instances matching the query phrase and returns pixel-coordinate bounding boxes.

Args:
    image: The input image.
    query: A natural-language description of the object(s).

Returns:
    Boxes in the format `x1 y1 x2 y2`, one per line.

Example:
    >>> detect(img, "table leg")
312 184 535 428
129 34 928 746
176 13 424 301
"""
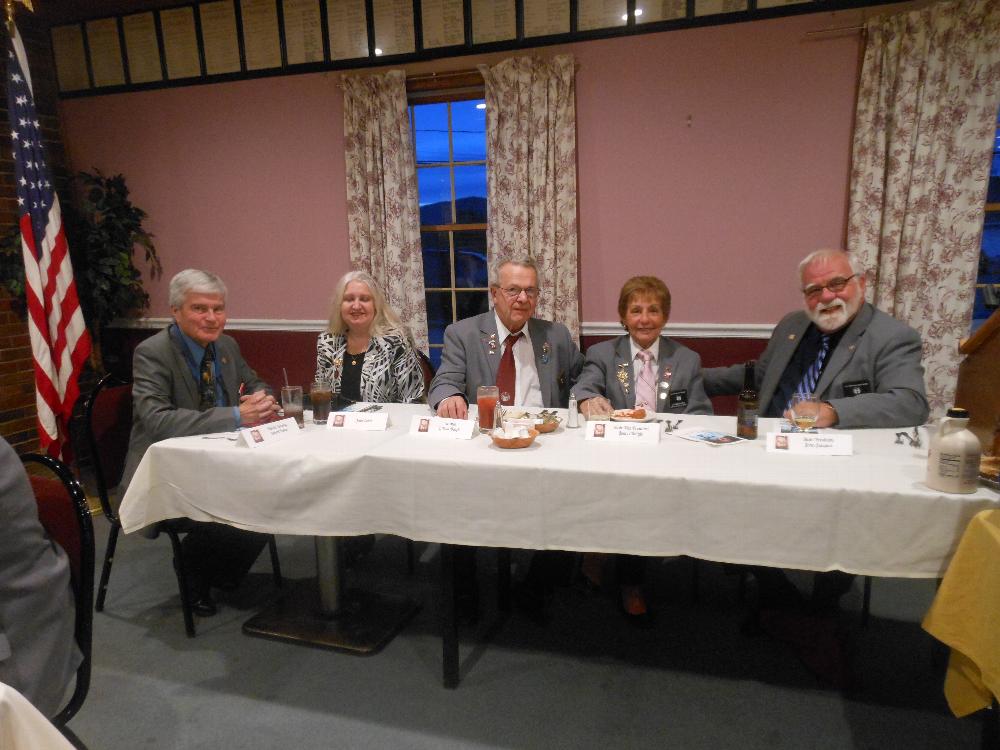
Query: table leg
243 536 420 655
441 543 459 688
497 548 511 613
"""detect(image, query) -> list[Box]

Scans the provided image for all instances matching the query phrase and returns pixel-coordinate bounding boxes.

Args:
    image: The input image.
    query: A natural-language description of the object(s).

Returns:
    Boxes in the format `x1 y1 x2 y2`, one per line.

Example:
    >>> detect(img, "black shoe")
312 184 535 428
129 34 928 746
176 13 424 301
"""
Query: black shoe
190 593 218 617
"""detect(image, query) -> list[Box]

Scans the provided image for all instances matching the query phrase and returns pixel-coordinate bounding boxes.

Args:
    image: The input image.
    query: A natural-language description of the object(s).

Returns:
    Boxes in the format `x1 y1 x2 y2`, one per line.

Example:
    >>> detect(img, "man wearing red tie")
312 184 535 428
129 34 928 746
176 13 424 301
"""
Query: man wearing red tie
429 258 584 623
430 258 583 417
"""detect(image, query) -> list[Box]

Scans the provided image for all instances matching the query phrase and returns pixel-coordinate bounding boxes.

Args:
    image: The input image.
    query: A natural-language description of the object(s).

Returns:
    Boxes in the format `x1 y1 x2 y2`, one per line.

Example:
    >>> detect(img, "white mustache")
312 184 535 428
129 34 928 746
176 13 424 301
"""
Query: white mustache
815 299 846 314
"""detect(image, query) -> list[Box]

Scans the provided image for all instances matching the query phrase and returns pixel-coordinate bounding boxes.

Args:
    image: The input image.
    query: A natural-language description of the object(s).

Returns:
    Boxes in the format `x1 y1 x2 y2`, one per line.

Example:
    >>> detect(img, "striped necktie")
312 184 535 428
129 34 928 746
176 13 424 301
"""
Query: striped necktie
787 334 830 409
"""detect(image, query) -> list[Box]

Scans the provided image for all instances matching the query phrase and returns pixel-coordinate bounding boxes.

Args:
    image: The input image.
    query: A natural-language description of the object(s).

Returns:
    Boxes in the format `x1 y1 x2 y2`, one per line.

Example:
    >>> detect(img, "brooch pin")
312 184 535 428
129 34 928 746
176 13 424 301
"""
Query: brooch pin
660 365 673 383
487 333 498 354
221 356 229 365
541 342 551 364
334 357 343 369
616 363 630 395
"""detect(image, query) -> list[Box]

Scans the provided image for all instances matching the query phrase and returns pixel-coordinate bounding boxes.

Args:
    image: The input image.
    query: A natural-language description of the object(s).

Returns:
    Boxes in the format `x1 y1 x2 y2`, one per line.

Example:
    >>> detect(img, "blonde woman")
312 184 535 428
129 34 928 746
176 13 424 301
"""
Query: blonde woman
315 271 424 403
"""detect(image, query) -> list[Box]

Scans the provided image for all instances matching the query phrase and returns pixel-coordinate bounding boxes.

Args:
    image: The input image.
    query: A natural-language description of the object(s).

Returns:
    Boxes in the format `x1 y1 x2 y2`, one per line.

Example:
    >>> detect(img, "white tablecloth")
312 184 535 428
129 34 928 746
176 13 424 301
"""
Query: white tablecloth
0 683 74 750
120 406 1000 578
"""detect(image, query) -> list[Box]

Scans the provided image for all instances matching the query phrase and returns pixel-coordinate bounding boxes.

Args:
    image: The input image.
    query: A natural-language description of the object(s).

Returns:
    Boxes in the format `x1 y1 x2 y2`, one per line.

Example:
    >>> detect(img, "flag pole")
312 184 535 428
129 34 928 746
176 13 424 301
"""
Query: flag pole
6 1 34 33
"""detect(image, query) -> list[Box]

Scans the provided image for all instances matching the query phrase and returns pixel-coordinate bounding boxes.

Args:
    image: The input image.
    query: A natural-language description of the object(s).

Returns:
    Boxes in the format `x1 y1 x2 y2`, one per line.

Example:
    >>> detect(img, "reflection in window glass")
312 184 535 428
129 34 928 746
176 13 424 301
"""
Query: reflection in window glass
454 230 487 287
455 165 487 223
421 231 451 288
456 291 489 321
417 167 452 224
451 100 486 161
425 291 453 345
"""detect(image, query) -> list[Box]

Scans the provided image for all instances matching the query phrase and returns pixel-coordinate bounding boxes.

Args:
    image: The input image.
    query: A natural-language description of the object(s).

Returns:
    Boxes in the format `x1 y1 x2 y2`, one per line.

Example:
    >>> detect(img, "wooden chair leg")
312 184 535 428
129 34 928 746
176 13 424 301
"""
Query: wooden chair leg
95 520 120 612
268 535 283 588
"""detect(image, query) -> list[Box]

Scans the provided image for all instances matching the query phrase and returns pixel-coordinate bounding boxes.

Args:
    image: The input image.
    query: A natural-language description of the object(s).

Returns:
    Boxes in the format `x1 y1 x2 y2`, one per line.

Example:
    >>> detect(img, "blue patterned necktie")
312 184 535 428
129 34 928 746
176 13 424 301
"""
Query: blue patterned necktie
787 334 830 409
199 345 216 411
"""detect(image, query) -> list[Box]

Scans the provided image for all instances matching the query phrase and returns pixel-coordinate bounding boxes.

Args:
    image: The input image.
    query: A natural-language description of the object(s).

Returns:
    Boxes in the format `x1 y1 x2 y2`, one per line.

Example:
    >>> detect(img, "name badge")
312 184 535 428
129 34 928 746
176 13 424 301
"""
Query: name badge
766 431 853 455
668 390 688 409
842 380 871 396
327 412 389 431
238 417 301 448
584 420 660 444
409 414 476 440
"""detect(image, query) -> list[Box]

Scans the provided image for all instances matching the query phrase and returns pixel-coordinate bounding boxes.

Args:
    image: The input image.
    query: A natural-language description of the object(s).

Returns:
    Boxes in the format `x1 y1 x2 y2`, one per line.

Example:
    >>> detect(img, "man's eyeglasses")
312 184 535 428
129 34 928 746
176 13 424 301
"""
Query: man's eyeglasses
495 286 540 300
802 275 856 300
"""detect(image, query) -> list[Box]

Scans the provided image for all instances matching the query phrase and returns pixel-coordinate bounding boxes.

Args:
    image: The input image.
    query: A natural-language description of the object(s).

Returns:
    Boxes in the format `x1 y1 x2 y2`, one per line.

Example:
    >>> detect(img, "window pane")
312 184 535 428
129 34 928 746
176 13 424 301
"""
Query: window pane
421 231 452 288
418 167 453 224
425 291 453 345
454 230 487 288
455 290 489 322
428 346 443 370
413 102 450 164
452 99 486 162
455 164 486 223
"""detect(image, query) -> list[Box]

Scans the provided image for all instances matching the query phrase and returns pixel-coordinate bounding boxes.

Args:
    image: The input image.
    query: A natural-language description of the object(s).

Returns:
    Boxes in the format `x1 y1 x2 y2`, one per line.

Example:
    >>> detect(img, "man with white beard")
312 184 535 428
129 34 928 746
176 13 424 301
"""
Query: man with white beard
704 248 928 428
703 248 928 688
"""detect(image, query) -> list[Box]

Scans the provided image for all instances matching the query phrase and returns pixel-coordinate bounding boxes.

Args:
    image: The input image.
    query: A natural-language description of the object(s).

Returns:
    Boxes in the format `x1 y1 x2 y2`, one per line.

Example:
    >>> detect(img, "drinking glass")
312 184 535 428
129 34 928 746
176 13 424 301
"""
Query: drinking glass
310 379 333 425
789 392 820 432
477 385 499 433
281 385 304 428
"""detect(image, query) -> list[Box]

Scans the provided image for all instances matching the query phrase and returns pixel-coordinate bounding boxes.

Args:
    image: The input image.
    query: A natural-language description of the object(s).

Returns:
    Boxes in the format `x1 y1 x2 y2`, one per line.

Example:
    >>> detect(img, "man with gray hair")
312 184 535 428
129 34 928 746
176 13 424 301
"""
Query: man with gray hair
120 269 279 617
703 248 929 687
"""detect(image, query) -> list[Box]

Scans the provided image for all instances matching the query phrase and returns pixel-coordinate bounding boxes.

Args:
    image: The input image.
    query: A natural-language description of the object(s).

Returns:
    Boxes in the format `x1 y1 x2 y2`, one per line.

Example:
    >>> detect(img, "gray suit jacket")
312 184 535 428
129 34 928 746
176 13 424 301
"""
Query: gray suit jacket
120 327 270 495
703 303 929 428
0 437 81 718
428 312 584 409
572 335 713 415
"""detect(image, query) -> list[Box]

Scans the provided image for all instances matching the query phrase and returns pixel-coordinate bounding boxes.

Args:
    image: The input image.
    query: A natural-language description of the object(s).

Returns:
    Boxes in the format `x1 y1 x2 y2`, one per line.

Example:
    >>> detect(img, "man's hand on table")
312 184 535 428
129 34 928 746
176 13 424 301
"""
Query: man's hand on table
579 396 613 420
436 395 468 419
781 401 839 428
240 390 280 424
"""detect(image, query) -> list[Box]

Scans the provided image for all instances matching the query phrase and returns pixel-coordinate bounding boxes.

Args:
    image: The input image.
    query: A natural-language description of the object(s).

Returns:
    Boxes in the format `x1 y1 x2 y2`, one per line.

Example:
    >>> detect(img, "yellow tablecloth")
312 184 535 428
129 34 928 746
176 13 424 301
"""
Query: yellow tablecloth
922 508 1000 717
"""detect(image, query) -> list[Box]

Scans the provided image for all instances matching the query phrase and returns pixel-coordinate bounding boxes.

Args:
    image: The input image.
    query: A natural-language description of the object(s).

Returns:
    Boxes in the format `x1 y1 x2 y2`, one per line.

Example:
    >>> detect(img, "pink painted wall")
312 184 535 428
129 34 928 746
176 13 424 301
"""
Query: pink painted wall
58 8 872 324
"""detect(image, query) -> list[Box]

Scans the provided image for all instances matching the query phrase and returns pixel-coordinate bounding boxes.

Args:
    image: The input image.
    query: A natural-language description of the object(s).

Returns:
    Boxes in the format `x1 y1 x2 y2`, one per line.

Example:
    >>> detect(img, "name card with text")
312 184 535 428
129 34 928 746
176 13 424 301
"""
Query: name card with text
765 432 853 455
408 414 476 440
238 417 301 448
327 411 389 431
584 420 660 444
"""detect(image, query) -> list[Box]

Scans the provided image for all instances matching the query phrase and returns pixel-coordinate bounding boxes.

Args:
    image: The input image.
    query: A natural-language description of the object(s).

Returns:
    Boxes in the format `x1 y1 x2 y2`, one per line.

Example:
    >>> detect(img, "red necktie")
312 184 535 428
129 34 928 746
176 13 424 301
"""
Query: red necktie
496 332 522 406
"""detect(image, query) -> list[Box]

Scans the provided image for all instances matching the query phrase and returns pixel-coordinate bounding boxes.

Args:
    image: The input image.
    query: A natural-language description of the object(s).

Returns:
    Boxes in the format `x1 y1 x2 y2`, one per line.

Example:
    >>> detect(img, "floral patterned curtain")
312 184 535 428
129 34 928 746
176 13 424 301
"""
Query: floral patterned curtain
847 0 1000 415
479 55 580 341
342 70 428 352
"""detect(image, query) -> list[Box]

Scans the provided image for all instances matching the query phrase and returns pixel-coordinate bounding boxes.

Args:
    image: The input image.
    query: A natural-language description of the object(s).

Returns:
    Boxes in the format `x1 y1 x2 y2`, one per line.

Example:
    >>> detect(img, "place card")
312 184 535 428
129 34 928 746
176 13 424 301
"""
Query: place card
238 417 301 448
584 420 660 444
409 414 476 440
327 411 390 431
766 432 853 455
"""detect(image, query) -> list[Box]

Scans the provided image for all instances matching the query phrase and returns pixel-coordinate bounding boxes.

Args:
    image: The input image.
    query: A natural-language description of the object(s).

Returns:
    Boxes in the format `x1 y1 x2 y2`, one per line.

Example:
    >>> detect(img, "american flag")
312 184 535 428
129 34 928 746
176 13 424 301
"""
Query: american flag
7 24 90 460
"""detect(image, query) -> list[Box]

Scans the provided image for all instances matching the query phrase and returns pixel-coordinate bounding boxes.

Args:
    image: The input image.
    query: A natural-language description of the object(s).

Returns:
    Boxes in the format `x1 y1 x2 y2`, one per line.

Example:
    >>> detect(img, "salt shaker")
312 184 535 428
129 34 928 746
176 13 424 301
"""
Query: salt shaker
567 392 579 428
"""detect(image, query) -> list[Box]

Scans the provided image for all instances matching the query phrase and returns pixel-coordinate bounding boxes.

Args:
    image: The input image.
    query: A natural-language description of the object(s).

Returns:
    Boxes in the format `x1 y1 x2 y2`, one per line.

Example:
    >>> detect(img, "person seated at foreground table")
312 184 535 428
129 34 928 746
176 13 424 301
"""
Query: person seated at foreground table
429 257 585 622
120 269 280 618
316 270 424 404
0 436 81 718
572 275 713 625
703 248 929 687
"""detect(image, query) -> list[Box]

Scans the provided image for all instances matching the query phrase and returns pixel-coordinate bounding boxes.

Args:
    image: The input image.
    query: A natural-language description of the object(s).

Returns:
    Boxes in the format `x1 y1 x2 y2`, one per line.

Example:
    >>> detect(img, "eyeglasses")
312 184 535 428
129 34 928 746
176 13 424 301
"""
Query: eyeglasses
495 286 540 300
802 274 856 300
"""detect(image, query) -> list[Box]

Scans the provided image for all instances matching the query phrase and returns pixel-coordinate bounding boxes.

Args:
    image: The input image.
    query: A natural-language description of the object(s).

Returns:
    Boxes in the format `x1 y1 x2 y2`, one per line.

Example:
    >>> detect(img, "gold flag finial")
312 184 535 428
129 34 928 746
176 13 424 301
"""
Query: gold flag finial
6 0 33 32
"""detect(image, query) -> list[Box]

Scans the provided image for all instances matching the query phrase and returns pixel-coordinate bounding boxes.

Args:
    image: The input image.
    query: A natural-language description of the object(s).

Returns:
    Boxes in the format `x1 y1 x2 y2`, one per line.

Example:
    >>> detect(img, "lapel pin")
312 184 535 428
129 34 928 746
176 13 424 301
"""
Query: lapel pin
541 341 551 364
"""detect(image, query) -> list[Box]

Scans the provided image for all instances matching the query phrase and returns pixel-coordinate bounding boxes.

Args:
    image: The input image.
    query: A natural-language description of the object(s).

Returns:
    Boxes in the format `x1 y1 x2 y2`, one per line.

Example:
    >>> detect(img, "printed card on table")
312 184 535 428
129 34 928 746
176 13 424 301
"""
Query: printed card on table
408 414 476 440
238 417 301 448
584 420 660 444
766 431 853 455
669 428 746 446
326 411 389 431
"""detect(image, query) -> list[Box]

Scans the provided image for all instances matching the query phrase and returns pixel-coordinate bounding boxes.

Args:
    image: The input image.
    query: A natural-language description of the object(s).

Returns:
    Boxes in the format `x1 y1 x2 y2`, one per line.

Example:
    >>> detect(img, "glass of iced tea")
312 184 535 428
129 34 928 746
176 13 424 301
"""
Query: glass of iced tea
310 379 333 425
281 385 304 428
477 385 499 433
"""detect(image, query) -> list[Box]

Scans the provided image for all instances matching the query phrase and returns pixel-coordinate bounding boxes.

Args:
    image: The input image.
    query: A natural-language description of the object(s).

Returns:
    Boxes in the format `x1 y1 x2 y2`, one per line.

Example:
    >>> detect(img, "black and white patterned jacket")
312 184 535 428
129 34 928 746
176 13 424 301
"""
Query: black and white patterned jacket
315 330 424 404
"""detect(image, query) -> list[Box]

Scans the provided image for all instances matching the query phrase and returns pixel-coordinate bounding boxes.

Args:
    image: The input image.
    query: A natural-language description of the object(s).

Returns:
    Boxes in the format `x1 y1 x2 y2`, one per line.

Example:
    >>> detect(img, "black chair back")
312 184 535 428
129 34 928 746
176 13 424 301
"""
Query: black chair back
84 374 132 523
417 350 436 402
20 453 94 728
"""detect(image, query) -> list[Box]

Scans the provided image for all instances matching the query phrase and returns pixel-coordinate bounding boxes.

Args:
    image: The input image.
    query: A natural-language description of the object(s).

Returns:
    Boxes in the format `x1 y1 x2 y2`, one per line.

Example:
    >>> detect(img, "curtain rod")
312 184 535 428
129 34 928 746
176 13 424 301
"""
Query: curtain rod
407 69 480 83
805 24 865 36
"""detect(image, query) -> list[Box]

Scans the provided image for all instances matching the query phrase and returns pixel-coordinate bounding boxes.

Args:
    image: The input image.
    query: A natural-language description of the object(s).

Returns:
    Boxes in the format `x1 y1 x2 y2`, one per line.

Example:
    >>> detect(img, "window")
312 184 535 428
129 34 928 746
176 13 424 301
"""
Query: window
973 107 1000 330
410 91 488 368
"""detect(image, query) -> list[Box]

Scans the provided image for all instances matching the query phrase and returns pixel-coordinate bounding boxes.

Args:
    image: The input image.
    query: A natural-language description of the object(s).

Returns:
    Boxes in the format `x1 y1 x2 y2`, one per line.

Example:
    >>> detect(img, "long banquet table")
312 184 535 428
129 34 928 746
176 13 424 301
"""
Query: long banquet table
120 404 999 684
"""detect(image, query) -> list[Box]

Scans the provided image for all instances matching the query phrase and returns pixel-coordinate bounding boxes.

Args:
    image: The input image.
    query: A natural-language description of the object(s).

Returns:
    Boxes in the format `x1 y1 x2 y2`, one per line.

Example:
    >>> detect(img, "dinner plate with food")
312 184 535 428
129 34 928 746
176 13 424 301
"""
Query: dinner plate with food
610 408 655 423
